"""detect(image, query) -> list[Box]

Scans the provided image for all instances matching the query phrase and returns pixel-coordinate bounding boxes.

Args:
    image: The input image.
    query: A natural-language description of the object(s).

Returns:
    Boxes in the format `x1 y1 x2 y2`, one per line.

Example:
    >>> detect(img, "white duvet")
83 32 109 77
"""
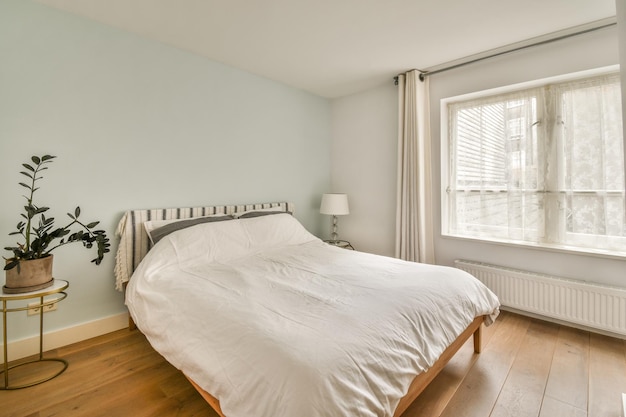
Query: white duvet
126 214 500 417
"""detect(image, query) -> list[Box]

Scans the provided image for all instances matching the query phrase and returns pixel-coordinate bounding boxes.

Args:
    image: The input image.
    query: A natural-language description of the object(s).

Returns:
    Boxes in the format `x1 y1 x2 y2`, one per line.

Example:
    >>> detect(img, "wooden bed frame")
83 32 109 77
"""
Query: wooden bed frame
115 202 487 417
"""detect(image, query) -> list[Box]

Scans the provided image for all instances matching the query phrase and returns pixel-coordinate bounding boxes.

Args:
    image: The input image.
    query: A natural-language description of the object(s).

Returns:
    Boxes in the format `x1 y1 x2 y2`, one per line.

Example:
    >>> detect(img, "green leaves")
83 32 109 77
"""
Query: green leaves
3 258 19 271
30 155 55 165
24 205 49 221
67 206 81 220
4 154 110 271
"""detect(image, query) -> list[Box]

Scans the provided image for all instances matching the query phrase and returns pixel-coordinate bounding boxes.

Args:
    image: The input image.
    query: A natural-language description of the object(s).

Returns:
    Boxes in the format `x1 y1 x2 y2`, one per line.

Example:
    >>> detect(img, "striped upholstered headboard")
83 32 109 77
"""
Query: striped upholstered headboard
114 201 294 290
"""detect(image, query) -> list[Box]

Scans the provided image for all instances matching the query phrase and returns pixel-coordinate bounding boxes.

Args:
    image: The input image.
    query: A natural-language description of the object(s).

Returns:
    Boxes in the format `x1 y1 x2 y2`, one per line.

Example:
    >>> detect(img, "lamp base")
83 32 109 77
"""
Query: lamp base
330 215 339 241
323 239 354 250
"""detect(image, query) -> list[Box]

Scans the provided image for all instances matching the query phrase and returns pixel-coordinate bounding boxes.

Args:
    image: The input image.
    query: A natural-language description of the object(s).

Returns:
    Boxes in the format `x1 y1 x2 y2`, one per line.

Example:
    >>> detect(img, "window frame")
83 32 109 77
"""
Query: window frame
440 65 626 259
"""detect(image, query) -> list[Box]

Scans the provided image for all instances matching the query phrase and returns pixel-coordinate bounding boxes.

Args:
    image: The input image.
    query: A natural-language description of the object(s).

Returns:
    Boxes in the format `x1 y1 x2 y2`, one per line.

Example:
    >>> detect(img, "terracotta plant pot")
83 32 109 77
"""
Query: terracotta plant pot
3 255 54 294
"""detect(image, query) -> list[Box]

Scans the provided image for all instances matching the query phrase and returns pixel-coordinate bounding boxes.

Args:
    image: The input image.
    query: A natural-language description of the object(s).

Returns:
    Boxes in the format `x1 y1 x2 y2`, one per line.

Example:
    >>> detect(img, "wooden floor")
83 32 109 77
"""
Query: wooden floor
2 311 626 417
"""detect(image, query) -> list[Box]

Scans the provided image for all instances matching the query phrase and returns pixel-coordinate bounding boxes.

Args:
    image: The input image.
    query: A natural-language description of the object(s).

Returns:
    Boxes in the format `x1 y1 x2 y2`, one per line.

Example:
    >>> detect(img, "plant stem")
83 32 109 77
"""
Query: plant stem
23 164 39 254
41 220 79 255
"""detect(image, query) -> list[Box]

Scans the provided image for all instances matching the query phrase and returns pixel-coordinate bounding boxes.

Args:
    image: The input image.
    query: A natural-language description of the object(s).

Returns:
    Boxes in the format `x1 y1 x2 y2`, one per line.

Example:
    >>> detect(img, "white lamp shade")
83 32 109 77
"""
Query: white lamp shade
320 193 350 215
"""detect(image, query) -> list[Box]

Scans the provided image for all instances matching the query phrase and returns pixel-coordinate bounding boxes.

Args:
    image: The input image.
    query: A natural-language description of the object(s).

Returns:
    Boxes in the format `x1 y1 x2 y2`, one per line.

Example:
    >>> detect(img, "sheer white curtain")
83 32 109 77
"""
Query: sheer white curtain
445 72 626 254
558 74 625 250
395 70 435 263
447 88 545 243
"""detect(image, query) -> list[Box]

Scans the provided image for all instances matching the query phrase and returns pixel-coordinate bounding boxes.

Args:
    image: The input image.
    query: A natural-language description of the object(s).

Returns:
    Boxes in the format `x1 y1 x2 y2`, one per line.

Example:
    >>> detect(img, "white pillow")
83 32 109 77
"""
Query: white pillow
157 213 318 264
240 213 318 249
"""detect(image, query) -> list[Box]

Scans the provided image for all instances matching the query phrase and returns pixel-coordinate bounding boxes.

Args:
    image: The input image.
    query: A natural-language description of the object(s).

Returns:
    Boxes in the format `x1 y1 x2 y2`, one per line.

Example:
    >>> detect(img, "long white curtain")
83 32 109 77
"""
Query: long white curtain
395 70 435 263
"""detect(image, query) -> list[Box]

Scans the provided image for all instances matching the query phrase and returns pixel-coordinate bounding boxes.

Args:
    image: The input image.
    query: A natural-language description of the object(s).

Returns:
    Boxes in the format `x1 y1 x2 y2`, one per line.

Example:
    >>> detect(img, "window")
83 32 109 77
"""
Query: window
442 68 626 256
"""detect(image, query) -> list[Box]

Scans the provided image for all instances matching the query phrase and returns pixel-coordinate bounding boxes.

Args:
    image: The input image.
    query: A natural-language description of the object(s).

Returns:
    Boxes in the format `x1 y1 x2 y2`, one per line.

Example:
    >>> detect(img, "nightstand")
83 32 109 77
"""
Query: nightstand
324 239 354 250
1 279 69 389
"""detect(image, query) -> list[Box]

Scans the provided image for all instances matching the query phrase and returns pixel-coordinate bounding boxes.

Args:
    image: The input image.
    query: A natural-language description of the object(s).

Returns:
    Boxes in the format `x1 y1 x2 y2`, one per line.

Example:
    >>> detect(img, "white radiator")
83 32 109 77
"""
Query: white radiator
455 260 626 336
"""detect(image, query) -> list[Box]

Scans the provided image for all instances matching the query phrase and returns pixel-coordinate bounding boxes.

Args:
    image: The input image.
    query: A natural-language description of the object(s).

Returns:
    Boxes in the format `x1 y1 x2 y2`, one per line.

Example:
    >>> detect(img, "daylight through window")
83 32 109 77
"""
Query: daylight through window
443 70 626 255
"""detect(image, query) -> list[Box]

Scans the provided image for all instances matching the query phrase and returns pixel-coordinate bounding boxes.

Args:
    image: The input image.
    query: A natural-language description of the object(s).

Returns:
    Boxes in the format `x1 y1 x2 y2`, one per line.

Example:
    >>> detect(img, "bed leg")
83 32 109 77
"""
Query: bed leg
473 324 482 353
123 282 137 331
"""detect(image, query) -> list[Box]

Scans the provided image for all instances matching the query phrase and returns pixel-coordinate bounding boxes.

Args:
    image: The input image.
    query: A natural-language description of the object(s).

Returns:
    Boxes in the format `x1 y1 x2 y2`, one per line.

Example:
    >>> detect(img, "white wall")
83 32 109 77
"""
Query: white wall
332 25 626 288
0 0 331 344
330 84 397 256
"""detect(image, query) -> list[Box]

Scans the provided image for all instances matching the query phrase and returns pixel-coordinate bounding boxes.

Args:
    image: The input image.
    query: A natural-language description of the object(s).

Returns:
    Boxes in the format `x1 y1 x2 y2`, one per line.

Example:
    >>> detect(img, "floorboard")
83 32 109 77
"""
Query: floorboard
588 332 626 417
1 311 625 417
542 324 590 413
489 319 559 417
436 312 530 417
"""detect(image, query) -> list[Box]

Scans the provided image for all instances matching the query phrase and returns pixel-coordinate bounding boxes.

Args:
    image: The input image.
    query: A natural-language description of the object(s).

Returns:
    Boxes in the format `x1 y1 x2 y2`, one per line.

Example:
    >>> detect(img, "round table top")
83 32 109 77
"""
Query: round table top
1 279 69 301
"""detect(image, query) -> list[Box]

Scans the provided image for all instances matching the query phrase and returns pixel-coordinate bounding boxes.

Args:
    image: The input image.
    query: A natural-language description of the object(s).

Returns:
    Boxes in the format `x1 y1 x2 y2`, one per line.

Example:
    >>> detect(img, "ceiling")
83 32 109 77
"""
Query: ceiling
36 0 617 98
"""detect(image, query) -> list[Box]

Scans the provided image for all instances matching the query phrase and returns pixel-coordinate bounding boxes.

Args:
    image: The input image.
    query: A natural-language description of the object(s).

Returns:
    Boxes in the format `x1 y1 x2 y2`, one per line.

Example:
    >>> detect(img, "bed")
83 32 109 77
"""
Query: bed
115 202 500 417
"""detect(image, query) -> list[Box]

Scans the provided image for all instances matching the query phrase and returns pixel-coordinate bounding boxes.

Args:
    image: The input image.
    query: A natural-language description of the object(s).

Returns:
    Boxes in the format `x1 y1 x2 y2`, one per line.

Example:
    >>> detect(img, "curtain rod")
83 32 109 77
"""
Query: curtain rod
395 20 617 83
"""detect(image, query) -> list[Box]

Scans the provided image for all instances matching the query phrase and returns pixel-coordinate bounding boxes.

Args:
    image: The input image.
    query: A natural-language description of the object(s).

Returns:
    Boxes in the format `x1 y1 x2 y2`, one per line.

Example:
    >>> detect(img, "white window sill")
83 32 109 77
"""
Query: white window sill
441 233 626 261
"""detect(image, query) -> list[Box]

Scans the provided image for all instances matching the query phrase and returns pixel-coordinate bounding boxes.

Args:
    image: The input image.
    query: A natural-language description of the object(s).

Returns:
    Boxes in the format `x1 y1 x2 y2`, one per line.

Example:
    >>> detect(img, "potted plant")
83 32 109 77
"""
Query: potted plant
3 154 110 293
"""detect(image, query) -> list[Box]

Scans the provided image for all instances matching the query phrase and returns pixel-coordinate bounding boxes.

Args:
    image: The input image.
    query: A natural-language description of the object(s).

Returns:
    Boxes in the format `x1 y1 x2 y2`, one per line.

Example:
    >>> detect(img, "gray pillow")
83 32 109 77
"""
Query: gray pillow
236 211 291 219
149 215 234 244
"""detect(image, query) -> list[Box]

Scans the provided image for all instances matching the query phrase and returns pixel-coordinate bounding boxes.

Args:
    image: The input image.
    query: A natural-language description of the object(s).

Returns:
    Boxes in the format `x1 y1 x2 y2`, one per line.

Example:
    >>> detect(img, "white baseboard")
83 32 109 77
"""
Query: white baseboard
1 312 129 363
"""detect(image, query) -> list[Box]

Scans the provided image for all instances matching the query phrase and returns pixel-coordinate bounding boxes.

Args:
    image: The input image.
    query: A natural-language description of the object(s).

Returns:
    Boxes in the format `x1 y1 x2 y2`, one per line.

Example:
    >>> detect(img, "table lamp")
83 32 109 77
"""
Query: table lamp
320 193 349 242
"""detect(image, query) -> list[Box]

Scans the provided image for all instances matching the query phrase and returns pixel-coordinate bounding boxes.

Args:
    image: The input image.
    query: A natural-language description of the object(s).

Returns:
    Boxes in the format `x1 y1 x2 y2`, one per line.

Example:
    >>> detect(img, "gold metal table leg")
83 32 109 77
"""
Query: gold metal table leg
0 290 69 389
2 299 8 389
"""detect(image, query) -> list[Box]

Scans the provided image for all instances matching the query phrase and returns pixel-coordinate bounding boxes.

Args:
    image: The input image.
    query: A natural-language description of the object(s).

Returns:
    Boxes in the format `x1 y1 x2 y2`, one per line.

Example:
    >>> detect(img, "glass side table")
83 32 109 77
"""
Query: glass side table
324 239 354 250
1 279 69 390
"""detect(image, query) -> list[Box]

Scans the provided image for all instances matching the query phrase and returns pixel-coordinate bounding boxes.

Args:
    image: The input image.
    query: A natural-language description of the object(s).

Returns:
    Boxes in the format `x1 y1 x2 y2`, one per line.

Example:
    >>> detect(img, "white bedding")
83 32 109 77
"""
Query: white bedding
126 214 500 417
